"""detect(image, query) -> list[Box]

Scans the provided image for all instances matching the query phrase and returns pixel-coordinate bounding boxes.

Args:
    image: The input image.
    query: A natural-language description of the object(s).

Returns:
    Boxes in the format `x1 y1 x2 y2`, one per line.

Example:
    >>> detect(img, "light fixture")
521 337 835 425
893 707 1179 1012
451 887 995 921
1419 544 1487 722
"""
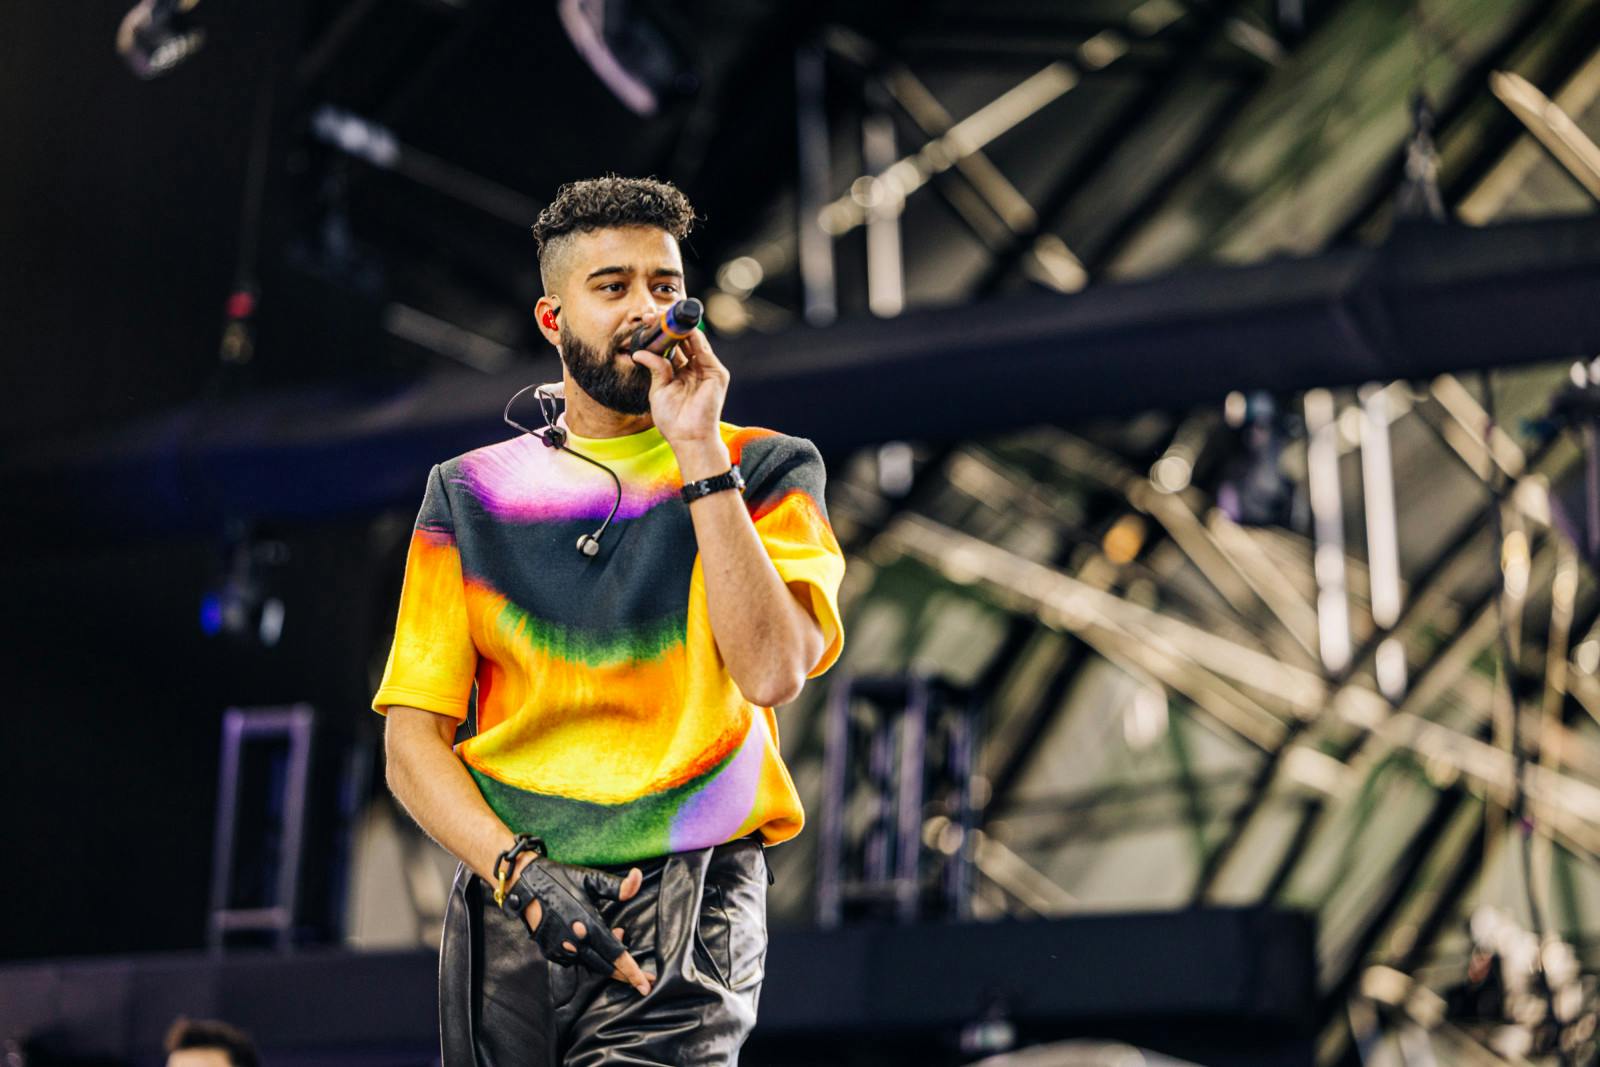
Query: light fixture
201 525 290 648
116 0 206 80
1216 391 1300 528
557 0 696 117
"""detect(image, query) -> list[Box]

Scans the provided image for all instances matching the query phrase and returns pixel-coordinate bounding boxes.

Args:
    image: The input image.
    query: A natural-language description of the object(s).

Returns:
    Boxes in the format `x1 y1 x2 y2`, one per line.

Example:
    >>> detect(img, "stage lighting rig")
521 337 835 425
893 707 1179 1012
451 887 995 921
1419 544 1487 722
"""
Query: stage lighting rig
201 523 290 648
557 0 697 117
1396 93 1446 222
1216 390 1303 529
116 0 206 79
1442 905 1599 1064
1544 359 1600 567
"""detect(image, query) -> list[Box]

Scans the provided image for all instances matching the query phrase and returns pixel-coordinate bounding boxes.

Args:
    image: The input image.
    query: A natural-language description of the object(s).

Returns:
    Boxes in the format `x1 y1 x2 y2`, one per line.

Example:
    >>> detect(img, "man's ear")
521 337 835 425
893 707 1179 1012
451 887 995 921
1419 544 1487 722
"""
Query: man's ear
534 295 561 346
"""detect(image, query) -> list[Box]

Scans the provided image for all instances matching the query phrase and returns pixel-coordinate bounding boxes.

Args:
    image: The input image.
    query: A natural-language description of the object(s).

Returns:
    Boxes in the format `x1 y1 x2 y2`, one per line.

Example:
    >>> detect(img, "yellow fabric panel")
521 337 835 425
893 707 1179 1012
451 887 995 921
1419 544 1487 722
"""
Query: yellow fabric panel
372 530 477 720
732 706 805 846
754 489 846 679
456 570 752 805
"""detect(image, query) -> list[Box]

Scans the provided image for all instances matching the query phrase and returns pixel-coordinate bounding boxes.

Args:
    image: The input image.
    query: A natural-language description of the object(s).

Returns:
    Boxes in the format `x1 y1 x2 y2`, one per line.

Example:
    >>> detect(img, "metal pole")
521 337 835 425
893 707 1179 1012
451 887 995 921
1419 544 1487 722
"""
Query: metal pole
208 711 245 952
276 705 314 951
817 679 852 927
795 44 837 326
896 678 929 923
1359 383 1407 700
862 86 904 318
1306 389 1352 675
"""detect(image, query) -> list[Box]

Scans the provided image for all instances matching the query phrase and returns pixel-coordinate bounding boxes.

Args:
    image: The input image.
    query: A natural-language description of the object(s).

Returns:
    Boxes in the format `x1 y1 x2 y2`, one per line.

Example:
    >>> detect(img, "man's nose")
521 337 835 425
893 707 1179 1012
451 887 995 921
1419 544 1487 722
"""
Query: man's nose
617 303 656 337
624 296 660 329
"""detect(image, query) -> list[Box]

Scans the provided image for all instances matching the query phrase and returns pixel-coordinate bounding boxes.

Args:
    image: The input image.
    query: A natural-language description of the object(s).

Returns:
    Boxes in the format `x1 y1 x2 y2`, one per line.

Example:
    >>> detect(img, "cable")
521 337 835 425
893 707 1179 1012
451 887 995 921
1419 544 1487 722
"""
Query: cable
502 383 623 558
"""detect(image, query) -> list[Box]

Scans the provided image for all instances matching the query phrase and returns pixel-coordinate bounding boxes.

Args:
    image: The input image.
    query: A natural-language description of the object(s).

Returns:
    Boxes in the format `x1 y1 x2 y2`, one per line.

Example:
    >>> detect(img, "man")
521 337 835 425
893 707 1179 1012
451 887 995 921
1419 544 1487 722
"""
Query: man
163 1017 260 1067
375 176 846 1065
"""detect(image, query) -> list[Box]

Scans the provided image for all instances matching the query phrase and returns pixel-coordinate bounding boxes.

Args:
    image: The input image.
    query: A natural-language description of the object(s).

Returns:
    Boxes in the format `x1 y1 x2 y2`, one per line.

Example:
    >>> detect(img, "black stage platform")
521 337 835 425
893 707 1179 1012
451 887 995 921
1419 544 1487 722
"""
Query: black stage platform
1 908 1316 1067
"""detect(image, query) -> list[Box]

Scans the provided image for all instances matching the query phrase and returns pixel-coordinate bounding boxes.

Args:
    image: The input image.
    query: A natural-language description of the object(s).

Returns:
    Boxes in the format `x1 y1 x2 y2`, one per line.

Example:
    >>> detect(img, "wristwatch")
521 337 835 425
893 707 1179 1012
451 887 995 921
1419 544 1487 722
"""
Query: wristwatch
680 464 745 504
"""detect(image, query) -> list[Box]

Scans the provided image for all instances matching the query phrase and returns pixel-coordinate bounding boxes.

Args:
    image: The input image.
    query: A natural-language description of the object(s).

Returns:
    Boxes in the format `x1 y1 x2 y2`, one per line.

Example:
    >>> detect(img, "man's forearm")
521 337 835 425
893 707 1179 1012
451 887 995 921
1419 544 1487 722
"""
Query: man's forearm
385 708 517 885
677 440 824 706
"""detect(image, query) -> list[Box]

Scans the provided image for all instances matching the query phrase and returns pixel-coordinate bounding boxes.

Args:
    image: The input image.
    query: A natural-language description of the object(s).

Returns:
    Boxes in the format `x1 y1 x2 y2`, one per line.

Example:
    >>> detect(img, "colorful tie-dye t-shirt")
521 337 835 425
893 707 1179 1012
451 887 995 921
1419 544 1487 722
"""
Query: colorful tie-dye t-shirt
372 417 846 866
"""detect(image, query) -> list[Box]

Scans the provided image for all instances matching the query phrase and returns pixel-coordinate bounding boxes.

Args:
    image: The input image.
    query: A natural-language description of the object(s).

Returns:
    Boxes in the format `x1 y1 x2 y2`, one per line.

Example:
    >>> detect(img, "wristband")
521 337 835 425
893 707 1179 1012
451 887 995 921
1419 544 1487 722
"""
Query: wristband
493 834 546 909
680 464 745 505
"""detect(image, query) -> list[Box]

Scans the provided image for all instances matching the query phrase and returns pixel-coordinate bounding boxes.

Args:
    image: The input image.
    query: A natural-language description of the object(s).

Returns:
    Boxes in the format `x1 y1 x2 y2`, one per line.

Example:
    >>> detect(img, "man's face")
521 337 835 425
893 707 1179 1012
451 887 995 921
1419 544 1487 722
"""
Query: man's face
551 225 685 416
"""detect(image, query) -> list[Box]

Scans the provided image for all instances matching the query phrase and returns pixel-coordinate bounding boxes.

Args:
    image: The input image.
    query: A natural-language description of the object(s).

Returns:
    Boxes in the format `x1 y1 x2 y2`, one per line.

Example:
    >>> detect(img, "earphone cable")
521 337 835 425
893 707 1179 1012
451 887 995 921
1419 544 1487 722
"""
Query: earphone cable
503 382 624 553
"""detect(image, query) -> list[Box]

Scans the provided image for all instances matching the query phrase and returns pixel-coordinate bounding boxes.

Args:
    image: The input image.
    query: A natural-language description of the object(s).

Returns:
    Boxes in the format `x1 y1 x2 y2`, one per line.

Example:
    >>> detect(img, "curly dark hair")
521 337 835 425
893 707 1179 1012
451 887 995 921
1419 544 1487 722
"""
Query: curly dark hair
163 1016 260 1067
531 176 696 289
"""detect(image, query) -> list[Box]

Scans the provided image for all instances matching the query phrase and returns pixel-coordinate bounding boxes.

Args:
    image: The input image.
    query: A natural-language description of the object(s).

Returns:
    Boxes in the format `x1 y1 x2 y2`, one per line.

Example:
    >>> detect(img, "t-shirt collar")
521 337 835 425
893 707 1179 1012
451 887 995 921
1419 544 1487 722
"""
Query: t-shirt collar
556 412 669 460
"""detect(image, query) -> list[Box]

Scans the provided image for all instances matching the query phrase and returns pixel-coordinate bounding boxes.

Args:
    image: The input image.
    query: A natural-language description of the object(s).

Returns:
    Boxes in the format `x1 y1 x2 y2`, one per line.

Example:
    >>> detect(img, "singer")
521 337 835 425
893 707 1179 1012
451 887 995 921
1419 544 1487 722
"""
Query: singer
374 175 846 1064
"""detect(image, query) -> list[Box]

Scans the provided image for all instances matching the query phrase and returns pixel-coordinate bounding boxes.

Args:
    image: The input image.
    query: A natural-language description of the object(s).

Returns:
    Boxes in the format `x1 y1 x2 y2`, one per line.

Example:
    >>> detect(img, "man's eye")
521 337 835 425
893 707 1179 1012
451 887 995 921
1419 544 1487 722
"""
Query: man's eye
656 284 680 295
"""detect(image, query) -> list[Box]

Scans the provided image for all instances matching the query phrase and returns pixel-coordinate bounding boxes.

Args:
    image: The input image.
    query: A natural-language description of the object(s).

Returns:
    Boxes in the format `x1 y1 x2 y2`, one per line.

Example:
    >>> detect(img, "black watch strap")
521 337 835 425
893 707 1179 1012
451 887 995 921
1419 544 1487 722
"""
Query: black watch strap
680 463 745 504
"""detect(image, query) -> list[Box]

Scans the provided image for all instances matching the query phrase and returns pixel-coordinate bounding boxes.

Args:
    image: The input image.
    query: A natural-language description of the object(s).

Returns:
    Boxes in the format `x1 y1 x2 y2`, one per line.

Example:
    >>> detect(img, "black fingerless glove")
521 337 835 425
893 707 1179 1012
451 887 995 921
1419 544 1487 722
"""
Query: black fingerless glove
496 839 631 977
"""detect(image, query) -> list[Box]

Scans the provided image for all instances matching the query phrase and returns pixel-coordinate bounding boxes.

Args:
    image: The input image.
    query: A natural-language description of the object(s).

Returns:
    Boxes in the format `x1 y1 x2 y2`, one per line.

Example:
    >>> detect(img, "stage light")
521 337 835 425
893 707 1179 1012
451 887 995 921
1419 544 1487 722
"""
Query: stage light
116 0 206 80
557 0 697 117
1102 514 1146 565
1396 94 1445 222
703 291 751 334
309 106 400 170
1447 905 1600 1060
1151 453 1192 493
201 527 290 648
1216 391 1300 528
715 256 764 296
1223 390 1248 428
877 442 916 497
1123 685 1168 750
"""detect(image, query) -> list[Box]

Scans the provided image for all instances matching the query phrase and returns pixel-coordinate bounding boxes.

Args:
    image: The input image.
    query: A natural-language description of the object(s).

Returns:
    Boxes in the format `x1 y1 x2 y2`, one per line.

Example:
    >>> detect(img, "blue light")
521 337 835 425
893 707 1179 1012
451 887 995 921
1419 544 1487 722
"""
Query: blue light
199 591 224 636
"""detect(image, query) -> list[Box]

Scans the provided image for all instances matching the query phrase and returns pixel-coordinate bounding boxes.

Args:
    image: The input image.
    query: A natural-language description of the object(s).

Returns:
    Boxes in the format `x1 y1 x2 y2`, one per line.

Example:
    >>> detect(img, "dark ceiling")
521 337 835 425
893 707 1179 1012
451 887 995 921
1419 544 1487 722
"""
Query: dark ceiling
5 0 1598 452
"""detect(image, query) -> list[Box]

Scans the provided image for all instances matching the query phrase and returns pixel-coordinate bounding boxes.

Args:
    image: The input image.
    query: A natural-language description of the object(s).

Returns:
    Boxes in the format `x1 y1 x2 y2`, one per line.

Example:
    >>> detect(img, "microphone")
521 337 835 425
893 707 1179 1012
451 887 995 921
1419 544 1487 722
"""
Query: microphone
628 298 703 356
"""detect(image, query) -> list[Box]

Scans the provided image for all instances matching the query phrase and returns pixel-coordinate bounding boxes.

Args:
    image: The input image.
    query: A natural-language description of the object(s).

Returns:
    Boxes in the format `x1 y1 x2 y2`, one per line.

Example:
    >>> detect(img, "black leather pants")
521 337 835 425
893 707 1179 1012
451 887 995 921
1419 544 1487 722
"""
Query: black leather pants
439 835 770 1066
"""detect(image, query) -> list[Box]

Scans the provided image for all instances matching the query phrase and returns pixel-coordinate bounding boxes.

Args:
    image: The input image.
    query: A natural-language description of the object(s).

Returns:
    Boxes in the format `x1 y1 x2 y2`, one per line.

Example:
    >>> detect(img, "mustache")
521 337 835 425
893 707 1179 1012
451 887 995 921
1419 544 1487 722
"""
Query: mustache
568 325 643 360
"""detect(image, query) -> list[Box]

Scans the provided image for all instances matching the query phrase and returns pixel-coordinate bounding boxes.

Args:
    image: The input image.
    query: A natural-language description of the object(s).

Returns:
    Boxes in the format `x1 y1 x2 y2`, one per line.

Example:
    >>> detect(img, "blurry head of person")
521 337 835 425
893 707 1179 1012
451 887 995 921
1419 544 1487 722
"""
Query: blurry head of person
530 176 697 416
163 1016 260 1067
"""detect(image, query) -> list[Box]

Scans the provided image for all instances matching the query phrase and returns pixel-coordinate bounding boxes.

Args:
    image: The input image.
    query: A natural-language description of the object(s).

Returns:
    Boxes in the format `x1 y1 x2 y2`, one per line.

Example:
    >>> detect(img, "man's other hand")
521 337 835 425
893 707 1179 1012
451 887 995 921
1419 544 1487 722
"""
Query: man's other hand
513 854 654 996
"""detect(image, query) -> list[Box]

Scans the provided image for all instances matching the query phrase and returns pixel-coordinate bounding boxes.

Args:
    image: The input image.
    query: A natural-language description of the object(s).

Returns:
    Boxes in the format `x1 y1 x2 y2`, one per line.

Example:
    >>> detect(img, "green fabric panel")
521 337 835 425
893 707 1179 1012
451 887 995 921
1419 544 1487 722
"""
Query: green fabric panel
468 749 737 866
493 596 685 667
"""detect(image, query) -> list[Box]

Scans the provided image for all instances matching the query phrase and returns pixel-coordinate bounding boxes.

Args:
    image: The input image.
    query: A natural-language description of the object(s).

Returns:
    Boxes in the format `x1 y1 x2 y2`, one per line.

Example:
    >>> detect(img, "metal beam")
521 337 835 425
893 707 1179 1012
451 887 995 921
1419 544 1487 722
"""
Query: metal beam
8 214 1600 541
882 514 1600 857
1329 0 1583 244
968 1 1240 296
1218 412 1597 910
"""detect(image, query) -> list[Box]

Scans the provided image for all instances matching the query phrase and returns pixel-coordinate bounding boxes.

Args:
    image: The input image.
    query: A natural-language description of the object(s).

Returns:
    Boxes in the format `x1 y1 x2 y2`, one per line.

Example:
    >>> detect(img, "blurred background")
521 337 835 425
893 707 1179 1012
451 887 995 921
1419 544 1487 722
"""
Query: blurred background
4 0 1600 1064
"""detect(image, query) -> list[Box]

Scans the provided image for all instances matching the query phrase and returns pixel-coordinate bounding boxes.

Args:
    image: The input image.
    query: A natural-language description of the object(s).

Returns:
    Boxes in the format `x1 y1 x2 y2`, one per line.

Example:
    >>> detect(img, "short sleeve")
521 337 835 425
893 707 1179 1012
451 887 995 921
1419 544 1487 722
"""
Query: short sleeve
740 435 846 679
372 465 479 720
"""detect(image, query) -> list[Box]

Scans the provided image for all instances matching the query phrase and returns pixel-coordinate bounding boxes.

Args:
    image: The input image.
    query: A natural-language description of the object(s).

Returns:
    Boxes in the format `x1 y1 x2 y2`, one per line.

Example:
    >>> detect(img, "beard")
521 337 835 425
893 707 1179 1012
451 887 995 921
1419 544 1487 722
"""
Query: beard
560 320 654 416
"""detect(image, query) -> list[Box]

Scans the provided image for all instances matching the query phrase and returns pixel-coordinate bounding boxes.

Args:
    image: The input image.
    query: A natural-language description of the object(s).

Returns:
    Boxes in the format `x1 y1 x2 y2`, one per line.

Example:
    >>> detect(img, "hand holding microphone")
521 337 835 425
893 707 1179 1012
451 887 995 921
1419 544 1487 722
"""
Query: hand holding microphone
628 298 704 359
629 297 729 453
